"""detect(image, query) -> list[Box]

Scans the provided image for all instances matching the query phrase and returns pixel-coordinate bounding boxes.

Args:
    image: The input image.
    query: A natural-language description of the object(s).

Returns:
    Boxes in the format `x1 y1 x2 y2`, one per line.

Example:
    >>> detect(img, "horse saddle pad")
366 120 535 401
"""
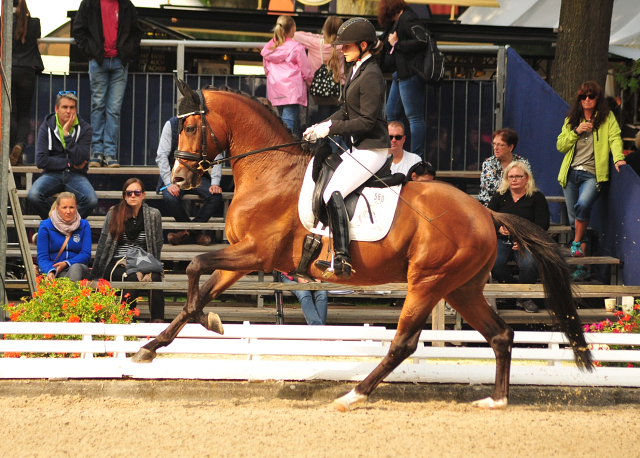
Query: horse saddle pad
298 153 404 242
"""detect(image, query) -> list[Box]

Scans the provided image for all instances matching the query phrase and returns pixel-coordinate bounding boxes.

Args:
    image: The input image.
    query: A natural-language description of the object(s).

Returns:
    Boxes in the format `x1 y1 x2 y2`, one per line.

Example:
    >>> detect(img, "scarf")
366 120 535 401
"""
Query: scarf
51 209 81 236
124 211 145 241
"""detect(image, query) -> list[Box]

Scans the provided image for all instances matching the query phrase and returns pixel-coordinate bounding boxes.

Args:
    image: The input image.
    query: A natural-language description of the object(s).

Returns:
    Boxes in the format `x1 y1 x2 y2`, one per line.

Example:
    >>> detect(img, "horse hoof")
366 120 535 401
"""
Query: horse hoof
333 388 367 412
471 396 508 410
207 312 224 335
131 348 157 364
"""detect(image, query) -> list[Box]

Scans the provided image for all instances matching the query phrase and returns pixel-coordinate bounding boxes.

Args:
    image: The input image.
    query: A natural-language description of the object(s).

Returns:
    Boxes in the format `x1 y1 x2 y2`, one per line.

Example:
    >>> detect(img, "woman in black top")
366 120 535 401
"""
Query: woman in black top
303 18 388 279
488 161 549 313
10 0 44 166
378 0 428 155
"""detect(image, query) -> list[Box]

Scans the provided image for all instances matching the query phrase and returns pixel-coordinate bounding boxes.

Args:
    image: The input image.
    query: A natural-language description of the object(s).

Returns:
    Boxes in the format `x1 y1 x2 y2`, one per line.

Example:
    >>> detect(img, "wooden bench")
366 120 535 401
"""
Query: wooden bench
0 322 638 387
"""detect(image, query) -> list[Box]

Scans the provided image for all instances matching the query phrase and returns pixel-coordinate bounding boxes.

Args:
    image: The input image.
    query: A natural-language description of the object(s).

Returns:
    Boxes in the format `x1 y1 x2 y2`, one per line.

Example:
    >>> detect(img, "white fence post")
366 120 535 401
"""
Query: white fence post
81 334 93 359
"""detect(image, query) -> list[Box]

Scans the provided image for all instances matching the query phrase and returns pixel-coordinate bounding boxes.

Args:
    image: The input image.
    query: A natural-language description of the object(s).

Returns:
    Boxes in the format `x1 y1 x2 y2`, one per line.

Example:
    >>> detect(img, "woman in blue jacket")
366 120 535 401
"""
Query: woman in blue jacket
36 192 91 281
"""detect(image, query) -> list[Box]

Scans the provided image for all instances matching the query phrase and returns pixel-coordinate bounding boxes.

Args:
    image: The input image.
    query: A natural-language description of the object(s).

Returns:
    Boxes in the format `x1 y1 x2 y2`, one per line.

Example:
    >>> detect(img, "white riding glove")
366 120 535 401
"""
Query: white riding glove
303 121 332 143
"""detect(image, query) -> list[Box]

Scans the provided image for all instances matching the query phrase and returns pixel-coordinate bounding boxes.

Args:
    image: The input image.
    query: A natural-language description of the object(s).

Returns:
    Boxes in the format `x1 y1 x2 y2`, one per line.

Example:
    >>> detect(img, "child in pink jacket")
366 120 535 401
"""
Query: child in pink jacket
261 15 312 135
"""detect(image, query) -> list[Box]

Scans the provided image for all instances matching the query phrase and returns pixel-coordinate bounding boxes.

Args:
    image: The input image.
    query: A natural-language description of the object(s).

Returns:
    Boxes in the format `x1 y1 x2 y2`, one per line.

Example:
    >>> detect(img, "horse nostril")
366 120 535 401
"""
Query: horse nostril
173 176 184 184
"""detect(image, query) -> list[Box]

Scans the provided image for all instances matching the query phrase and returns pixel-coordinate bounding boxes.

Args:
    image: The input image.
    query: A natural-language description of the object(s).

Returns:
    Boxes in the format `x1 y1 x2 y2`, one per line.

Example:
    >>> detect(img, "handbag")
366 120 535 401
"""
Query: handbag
125 246 164 275
309 38 342 105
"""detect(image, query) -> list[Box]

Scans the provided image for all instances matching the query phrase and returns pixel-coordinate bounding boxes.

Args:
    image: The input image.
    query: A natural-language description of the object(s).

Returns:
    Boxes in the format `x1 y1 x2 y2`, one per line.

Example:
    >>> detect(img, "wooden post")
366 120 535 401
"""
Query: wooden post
431 299 445 347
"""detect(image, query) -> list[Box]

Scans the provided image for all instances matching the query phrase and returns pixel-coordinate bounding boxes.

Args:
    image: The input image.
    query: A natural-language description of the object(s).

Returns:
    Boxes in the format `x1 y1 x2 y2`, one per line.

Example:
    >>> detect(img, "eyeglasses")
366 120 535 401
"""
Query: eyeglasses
579 93 596 101
58 90 77 96
124 190 143 197
507 175 525 181
389 135 404 141
492 142 508 148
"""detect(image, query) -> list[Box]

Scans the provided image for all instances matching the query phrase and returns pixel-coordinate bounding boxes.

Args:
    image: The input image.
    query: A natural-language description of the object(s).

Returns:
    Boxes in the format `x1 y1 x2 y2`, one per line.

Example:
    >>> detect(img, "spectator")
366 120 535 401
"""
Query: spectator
92 178 165 322
464 127 492 171
623 131 640 176
488 161 549 313
388 121 421 175
10 0 43 166
27 91 98 220
557 81 625 281
36 192 91 282
72 0 142 168
405 161 436 182
280 273 328 325
556 81 626 279
261 15 312 135
156 117 223 246
478 128 530 207
426 127 459 171
379 0 428 156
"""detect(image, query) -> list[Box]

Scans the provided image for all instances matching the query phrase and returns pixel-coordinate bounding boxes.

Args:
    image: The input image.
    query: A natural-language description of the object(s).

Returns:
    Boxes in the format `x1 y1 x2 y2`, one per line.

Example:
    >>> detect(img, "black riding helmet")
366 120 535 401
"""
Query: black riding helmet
333 17 377 46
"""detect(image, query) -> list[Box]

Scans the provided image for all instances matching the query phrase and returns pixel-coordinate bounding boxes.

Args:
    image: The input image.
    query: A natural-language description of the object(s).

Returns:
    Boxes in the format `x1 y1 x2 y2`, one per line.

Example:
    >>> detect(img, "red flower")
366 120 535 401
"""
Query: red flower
124 317 130 323
110 314 118 323
61 304 67 310
133 308 140 317
623 314 631 321
124 293 131 299
44 334 53 339
79 279 89 287
36 276 42 285
126 310 133 316
68 315 80 323
614 311 623 317
4 352 20 358
93 303 104 312
80 288 91 297
9 312 22 322
42 312 50 319
7 303 15 309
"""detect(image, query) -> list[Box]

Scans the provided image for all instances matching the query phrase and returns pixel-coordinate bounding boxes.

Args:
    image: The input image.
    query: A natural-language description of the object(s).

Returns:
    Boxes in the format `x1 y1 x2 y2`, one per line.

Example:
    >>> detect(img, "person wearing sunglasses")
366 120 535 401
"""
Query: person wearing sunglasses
388 121 421 175
92 178 165 321
488 161 549 313
27 91 98 221
557 81 626 279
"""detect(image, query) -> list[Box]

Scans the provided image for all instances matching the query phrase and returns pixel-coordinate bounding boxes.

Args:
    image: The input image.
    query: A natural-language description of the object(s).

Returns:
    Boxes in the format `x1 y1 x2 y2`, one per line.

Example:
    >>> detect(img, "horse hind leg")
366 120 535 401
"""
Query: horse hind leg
333 290 441 412
445 281 514 410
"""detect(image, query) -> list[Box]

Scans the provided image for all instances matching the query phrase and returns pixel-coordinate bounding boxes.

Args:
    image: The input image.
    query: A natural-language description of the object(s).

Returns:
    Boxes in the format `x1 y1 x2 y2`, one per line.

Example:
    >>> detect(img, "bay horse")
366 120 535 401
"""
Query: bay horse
132 81 592 410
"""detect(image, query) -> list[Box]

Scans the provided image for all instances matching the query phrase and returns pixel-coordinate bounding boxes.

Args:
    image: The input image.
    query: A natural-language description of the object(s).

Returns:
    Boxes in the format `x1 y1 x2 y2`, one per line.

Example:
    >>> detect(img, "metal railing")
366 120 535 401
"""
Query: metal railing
33 38 502 170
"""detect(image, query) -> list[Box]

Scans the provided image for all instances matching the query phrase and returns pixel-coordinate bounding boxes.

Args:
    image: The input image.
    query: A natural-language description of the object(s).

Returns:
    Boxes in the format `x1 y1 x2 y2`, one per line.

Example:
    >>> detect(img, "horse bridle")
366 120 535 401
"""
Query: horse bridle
173 89 308 174
174 90 225 177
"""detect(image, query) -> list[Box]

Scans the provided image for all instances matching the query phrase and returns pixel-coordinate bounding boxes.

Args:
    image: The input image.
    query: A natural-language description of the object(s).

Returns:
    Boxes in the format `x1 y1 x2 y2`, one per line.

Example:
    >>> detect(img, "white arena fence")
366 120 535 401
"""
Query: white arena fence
0 322 639 387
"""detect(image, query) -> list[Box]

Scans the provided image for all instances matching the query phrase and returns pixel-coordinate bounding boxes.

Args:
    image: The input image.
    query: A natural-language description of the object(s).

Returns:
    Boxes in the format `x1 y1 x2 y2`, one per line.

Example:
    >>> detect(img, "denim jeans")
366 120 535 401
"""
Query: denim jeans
562 169 599 242
386 72 426 156
492 236 538 284
162 174 223 224
89 57 128 160
278 104 300 136
281 274 328 325
27 171 98 220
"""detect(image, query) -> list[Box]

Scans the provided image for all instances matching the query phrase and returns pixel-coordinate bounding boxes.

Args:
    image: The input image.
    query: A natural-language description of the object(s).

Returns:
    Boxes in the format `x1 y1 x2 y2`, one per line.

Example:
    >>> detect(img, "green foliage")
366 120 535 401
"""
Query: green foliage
584 299 640 368
2 276 139 358
614 59 640 93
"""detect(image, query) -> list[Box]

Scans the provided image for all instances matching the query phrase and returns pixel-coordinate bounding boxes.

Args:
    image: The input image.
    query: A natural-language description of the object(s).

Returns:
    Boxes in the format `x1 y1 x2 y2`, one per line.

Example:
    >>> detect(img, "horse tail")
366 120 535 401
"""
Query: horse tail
490 211 594 371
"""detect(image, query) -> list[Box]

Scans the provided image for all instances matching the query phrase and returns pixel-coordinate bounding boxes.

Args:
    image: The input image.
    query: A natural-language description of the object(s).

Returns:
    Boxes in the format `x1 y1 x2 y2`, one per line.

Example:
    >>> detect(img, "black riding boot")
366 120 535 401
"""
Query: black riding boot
327 191 352 279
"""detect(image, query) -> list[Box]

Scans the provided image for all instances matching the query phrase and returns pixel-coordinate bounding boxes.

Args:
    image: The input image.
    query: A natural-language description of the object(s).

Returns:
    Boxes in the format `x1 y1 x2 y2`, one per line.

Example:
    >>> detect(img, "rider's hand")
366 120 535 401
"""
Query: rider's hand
303 121 332 143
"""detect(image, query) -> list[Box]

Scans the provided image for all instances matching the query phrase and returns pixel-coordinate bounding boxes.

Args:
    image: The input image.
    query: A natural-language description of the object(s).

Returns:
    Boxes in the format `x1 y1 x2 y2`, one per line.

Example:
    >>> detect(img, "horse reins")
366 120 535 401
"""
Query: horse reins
174 89 308 175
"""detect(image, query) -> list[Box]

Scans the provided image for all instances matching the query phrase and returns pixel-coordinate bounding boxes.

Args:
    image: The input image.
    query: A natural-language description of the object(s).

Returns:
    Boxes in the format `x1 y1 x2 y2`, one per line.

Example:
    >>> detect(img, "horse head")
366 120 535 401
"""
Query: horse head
172 78 228 190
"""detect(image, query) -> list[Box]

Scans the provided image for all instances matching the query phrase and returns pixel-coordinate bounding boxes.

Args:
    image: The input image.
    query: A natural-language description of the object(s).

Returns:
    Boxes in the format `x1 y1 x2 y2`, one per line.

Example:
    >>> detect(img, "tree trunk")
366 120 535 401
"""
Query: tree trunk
551 0 614 103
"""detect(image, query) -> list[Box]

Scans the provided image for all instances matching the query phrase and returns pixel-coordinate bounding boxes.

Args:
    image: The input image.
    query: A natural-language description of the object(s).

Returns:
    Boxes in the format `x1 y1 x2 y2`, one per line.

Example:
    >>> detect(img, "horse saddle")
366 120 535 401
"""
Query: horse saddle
311 142 406 227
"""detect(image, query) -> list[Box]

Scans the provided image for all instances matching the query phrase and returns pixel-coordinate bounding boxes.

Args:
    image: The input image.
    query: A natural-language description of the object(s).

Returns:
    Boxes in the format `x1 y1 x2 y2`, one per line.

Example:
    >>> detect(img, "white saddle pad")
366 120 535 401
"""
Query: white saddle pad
298 158 402 242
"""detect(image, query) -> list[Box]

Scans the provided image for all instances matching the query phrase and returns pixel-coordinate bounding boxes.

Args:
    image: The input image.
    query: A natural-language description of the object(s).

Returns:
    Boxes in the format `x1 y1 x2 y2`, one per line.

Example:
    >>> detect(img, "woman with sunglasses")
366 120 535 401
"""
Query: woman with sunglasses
557 81 625 273
488 161 549 313
92 178 165 321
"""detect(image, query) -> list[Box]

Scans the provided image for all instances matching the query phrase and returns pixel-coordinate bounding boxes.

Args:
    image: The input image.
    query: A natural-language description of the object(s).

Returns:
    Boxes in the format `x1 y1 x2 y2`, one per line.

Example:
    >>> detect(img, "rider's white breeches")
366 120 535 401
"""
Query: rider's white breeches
323 147 389 203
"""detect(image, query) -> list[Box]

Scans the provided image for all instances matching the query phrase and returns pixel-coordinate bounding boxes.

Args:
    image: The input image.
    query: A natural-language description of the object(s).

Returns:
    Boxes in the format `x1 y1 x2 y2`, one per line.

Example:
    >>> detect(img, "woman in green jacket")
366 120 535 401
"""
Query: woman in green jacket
557 81 625 268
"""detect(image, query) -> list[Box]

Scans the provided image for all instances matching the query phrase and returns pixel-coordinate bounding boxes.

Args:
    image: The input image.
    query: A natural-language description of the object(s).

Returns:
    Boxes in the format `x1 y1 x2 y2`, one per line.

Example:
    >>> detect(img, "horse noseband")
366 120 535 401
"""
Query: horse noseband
174 90 224 175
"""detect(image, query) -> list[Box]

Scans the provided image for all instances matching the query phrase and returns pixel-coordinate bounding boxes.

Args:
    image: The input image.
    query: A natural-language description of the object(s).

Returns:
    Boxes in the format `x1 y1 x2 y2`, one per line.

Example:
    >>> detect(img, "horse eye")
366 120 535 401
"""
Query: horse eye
185 125 196 134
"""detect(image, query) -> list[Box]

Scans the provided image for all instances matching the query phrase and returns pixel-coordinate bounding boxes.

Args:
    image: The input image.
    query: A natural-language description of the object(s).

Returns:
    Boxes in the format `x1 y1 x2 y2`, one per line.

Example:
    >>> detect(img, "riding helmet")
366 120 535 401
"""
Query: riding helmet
333 17 377 46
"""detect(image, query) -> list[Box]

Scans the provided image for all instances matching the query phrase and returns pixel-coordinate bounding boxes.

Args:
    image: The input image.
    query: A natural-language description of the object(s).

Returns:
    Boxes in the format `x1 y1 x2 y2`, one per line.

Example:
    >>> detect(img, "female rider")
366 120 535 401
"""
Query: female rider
303 18 389 279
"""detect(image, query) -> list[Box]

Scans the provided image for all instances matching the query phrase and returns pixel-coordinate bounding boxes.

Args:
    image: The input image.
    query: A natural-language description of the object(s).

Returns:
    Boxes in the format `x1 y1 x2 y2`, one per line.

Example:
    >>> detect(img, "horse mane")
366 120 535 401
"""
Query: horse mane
202 85 313 156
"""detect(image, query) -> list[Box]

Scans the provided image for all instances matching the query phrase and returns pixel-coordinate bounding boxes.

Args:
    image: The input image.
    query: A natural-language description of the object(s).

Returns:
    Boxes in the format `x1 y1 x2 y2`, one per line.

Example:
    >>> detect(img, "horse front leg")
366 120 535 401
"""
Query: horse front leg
132 242 262 363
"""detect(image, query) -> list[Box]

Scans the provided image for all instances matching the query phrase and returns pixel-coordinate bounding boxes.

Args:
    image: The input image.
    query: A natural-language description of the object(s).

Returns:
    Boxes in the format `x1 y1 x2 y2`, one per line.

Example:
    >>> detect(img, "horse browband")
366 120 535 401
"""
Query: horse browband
173 90 224 175
173 89 307 174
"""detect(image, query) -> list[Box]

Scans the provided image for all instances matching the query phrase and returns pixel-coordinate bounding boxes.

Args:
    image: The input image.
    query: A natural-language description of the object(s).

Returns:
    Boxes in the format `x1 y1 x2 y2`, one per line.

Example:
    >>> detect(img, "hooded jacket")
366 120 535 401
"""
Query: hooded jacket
36 218 92 275
36 113 93 173
261 38 312 107
557 112 625 187
72 0 142 66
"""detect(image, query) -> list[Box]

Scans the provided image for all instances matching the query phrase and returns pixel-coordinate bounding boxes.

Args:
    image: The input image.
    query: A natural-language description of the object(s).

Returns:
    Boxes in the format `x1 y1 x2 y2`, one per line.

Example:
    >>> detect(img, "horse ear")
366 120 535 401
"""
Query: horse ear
174 76 199 106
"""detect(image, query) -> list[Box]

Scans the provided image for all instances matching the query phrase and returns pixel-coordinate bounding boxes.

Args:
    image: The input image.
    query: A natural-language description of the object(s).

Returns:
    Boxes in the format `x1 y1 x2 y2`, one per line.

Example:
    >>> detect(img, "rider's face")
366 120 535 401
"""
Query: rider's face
341 42 365 62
